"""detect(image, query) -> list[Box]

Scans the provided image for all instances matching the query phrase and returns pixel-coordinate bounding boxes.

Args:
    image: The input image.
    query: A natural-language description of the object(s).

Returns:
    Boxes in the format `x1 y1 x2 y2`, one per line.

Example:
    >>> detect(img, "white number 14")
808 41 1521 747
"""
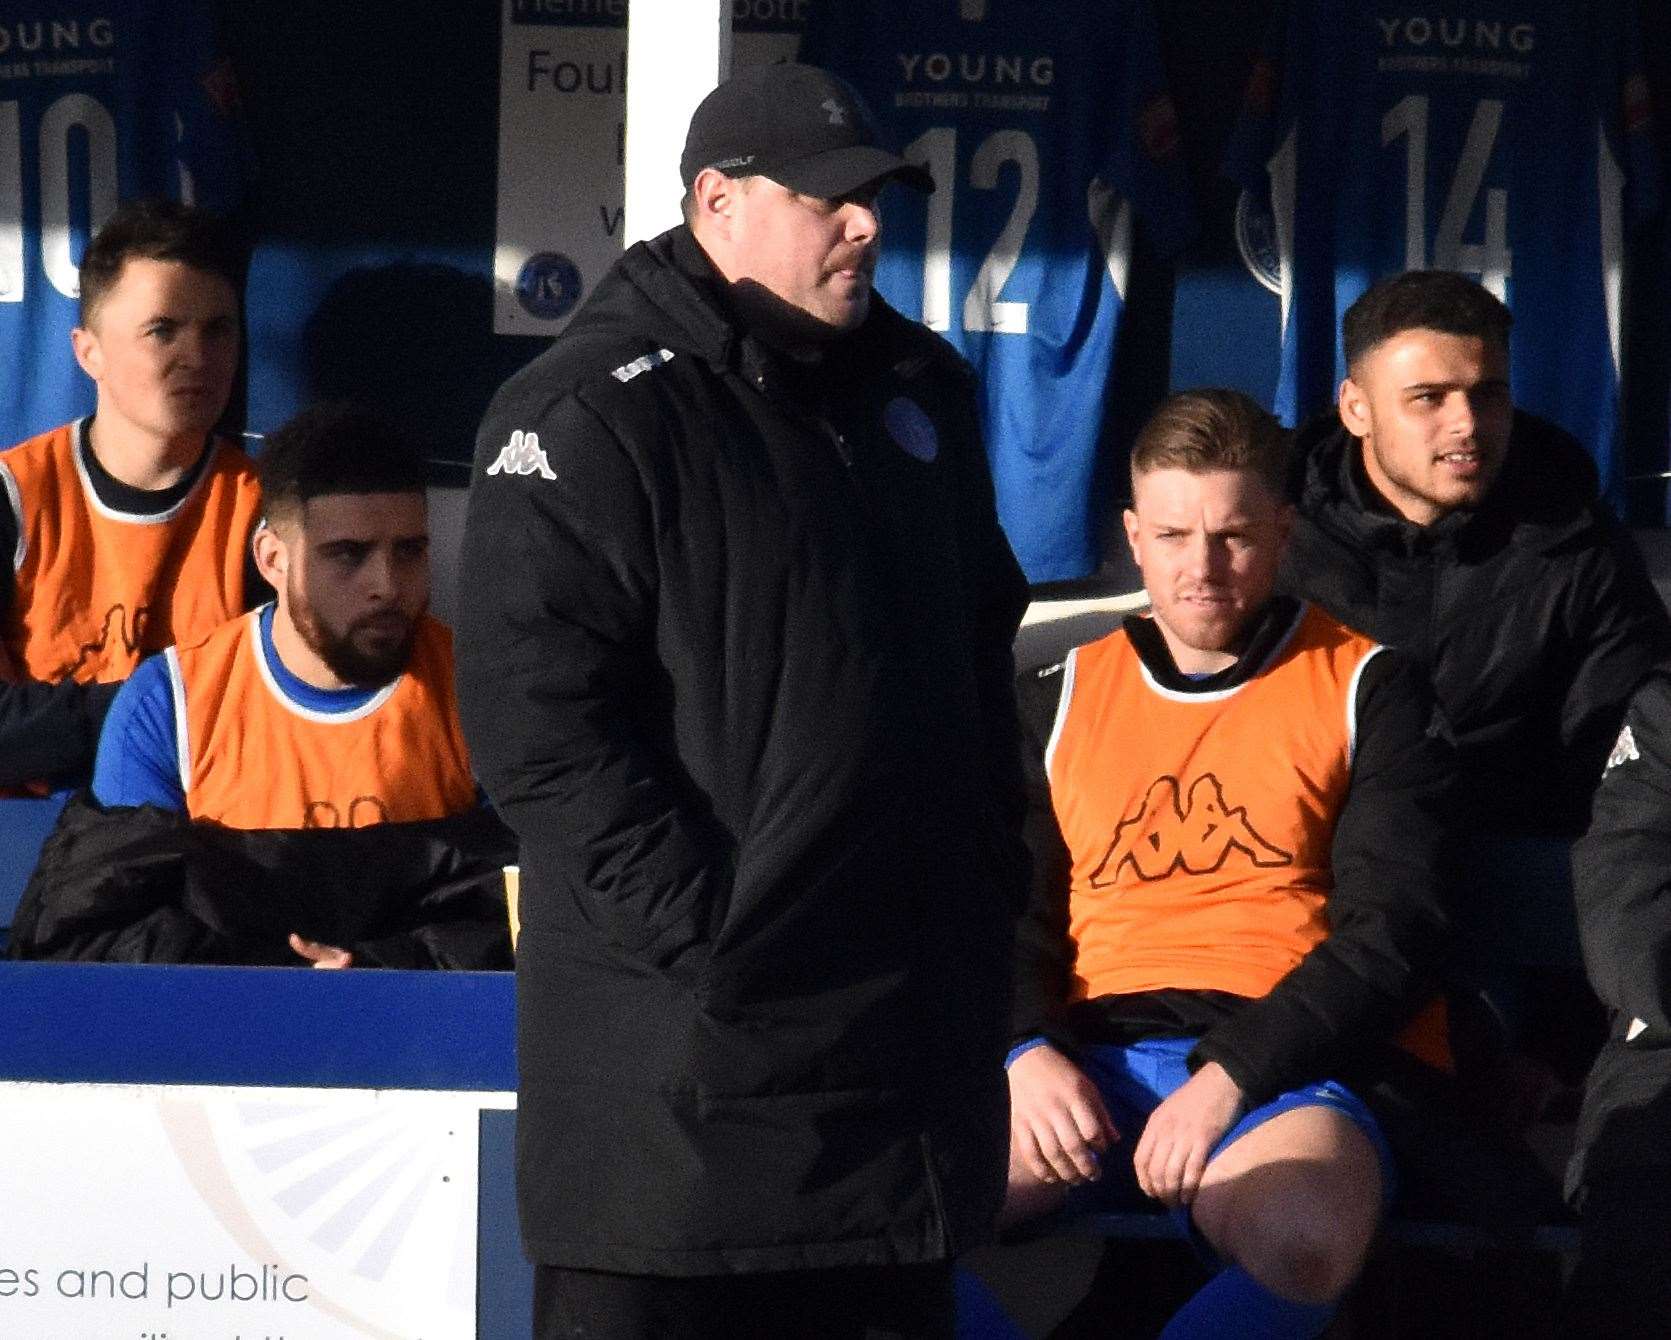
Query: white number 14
1382 94 1511 299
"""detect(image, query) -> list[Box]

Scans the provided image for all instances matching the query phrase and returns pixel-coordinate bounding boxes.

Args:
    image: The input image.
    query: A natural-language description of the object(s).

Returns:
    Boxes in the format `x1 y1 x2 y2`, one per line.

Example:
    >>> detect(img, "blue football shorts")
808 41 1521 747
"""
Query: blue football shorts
1060 1036 1395 1249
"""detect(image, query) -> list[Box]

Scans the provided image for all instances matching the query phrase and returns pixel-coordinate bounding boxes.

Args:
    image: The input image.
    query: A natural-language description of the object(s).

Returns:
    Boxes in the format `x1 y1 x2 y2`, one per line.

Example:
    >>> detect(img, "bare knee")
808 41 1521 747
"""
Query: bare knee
1221 1204 1372 1304
1192 1143 1381 1304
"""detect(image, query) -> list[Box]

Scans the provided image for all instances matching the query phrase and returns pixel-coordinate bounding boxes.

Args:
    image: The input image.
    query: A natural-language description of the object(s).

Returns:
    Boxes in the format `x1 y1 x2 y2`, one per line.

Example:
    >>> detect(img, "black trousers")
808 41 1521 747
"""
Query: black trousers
532 1261 956 1340
1563 1040 1671 1338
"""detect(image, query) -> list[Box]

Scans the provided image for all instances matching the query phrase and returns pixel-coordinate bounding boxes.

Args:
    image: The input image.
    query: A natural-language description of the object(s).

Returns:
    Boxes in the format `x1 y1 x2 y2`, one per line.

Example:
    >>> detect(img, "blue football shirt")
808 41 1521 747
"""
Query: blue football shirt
1224 1 1660 501
0 1 244 448
802 0 1196 583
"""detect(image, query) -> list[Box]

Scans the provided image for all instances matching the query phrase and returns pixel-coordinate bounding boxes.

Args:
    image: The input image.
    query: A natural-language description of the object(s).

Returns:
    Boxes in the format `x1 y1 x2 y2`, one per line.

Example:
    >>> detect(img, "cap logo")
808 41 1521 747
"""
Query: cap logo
821 98 847 126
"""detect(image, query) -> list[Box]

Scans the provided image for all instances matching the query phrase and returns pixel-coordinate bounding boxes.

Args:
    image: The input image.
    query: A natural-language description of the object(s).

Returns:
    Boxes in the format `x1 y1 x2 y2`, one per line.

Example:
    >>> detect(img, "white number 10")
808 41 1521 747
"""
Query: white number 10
2 94 120 303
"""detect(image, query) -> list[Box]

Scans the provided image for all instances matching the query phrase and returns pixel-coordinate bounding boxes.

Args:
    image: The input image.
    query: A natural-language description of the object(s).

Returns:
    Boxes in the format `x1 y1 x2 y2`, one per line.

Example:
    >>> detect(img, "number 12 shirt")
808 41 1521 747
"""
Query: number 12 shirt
803 0 1195 583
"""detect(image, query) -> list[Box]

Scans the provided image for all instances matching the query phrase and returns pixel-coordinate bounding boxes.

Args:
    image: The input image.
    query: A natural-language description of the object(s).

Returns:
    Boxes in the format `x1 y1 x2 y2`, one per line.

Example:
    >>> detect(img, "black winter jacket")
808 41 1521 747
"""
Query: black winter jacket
1012 599 1453 1105
1572 669 1671 1043
1570 669 1671 1186
1281 411 1671 841
455 227 1029 1273
8 792 515 968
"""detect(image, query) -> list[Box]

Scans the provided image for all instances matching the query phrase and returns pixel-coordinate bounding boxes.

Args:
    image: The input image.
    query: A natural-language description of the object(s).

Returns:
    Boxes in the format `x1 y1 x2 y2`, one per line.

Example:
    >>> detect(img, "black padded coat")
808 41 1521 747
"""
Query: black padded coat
455 227 1030 1274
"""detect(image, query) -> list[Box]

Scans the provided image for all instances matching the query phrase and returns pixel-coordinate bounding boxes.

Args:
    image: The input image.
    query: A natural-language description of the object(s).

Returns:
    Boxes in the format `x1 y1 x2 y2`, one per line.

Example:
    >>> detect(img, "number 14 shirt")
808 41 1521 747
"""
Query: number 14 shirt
1225 0 1660 500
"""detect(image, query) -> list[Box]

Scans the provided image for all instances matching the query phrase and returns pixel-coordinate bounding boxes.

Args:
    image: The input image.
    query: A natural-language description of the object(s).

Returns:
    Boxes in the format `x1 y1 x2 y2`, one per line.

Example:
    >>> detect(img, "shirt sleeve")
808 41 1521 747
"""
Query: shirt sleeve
454 387 732 981
1574 671 1671 1040
1010 659 1078 1043
91 655 186 811
1097 0 1197 257
1192 648 1454 1101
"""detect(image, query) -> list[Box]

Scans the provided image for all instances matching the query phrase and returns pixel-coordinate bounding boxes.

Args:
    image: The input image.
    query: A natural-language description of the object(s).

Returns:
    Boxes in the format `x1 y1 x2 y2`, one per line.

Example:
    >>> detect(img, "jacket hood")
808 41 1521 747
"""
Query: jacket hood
1290 406 1605 554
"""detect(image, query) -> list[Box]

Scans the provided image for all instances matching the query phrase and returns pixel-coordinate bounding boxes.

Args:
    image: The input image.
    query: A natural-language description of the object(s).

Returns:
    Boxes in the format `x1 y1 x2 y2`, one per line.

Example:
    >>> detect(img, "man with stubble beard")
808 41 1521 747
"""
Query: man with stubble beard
9 404 512 970
1280 270 1671 1191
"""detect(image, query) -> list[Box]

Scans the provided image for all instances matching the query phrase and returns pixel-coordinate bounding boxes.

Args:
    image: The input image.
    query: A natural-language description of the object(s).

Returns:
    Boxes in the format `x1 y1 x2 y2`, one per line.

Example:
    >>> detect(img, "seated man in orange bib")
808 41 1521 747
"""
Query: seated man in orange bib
9 405 511 969
0 199 262 791
1003 390 1452 1338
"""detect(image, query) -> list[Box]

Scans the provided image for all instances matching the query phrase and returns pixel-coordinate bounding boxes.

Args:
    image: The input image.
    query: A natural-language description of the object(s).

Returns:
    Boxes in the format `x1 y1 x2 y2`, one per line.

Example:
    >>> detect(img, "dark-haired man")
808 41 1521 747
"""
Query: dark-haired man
10 405 510 970
0 197 261 791
1281 270 1671 1120
458 62 1027 1339
1008 389 1450 1337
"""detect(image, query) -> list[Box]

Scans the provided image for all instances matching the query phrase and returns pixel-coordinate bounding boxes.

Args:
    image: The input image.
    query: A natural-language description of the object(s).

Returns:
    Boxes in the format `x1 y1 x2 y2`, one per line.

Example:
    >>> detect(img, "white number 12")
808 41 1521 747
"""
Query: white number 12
904 126 1039 335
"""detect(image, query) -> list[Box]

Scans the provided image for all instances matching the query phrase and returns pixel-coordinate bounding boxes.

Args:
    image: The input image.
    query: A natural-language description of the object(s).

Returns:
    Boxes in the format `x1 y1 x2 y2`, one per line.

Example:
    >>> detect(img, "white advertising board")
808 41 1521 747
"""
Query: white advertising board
0 1083 511 1339
494 0 804 335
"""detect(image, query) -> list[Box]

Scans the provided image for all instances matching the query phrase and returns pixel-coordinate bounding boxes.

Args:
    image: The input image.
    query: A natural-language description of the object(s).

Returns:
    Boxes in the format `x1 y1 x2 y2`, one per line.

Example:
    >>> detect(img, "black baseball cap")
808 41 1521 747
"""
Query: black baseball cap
680 63 934 198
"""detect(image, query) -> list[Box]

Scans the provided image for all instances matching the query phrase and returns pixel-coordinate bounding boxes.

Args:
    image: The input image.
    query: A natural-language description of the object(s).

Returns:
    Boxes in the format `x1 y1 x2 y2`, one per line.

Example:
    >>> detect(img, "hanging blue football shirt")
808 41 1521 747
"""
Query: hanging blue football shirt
0 1 244 448
1224 1 1660 502
802 0 1196 583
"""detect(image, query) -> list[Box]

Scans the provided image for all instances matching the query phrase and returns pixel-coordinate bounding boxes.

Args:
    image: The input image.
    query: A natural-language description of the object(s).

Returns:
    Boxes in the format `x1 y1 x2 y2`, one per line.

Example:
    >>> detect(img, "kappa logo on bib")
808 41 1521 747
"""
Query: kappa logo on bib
883 397 939 463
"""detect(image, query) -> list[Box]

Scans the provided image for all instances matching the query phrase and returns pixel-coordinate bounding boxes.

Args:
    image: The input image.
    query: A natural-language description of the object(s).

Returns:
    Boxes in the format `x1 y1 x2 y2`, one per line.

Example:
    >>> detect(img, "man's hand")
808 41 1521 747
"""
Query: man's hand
289 933 353 969
1008 1044 1118 1186
1133 1060 1244 1208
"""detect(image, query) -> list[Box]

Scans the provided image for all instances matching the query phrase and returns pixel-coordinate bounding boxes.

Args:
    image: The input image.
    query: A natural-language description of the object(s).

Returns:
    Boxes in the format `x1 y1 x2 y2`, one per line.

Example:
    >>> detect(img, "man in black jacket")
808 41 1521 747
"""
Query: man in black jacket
455 64 1029 1339
1281 270 1671 1116
1563 674 1671 1336
1007 390 1451 1338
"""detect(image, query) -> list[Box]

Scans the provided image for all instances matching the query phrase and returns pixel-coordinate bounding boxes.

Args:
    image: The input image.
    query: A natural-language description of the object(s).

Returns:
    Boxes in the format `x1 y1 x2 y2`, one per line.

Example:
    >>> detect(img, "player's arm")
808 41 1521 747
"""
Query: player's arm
454 389 732 980
1191 650 1453 1102
1011 661 1078 1039
942 359 1032 912
1005 660 1117 1186
1554 513 1671 818
0 511 123 787
1572 671 1671 1041
6 791 234 963
0 671 122 789
89 656 187 811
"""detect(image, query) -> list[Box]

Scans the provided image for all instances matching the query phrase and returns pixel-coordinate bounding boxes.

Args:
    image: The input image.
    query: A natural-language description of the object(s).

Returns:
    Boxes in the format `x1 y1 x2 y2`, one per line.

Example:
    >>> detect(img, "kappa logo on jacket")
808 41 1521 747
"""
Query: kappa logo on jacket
1606 723 1641 773
486 430 556 481
1091 773 1292 884
611 348 676 383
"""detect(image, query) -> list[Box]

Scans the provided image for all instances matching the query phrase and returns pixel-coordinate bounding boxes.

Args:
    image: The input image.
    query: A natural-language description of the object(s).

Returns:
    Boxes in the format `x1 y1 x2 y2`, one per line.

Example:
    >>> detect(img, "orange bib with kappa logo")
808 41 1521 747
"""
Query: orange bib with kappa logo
1046 604 1449 1070
1047 604 1373 1003
0 421 261 684
167 610 477 830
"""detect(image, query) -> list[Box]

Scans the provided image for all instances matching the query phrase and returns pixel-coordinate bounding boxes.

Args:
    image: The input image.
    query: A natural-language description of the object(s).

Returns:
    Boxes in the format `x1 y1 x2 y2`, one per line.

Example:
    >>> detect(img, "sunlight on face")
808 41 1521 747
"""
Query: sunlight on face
1124 467 1294 675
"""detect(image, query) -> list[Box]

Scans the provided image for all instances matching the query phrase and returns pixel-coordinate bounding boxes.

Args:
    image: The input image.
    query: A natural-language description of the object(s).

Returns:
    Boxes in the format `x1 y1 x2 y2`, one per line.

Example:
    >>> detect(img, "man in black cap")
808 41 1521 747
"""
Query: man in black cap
456 63 1030 1338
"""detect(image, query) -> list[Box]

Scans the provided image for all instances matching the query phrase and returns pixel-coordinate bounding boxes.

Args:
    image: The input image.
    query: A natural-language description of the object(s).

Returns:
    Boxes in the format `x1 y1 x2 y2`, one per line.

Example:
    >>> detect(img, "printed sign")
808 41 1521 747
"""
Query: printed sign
0 1083 510 1339
494 0 805 335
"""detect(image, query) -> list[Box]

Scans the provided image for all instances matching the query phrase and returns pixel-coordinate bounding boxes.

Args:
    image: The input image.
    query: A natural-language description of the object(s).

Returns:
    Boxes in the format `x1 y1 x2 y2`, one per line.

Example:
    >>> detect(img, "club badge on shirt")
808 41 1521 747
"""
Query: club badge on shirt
883 397 939 463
